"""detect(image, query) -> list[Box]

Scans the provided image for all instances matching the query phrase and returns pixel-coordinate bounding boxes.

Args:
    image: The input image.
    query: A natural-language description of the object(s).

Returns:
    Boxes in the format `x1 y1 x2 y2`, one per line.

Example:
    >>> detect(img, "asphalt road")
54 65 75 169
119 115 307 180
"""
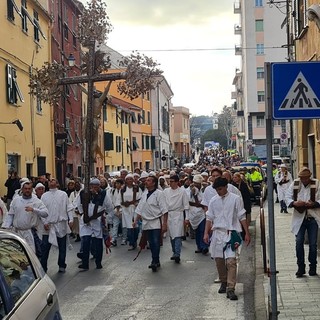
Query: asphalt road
47 224 256 320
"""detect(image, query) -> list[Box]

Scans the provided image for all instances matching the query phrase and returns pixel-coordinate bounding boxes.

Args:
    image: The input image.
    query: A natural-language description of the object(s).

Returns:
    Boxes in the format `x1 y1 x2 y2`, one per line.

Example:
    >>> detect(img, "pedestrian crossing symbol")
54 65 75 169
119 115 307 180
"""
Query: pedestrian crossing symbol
272 61 320 119
279 72 320 110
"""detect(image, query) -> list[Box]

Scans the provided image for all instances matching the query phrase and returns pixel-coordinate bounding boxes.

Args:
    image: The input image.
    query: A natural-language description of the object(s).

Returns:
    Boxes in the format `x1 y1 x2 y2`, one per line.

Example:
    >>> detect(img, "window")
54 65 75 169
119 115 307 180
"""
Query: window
37 156 46 176
0 239 36 305
257 91 265 102
33 10 46 41
7 0 22 21
104 132 113 151
255 19 264 32
36 95 42 113
274 120 281 126
6 64 24 104
255 0 263 6
75 121 82 146
147 111 150 125
116 136 121 152
256 115 265 127
65 118 73 144
145 136 150 150
33 10 39 41
256 44 264 55
141 135 145 149
295 0 307 37
102 103 107 121
142 110 145 124
257 67 264 79
132 137 139 151
21 0 28 32
131 112 137 123
72 13 77 47
273 144 280 157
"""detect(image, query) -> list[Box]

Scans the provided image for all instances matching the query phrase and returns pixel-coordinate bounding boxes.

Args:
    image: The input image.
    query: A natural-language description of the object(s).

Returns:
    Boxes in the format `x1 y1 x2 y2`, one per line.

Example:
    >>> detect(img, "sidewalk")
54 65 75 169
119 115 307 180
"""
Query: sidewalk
255 201 320 319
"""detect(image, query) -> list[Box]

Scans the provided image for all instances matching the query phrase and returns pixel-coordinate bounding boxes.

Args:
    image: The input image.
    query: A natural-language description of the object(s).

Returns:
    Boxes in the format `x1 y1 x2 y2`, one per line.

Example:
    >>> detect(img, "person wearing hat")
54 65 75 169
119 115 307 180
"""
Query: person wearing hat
115 174 142 249
40 178 74 273
286 167 320 277
204 177 250 301
74 178 115 271
186 174 208 254
2 181 48 254
274 164 292 213
138 171 149 192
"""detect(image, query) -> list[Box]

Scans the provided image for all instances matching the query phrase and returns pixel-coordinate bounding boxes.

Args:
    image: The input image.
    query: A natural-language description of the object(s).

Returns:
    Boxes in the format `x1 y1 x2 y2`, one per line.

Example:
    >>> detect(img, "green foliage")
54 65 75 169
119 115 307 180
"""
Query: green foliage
201 128 228 149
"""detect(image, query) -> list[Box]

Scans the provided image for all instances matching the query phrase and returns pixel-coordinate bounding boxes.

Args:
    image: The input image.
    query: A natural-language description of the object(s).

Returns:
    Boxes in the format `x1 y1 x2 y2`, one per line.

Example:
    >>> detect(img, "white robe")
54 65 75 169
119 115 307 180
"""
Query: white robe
163 187 189 238
115 186 141 229
135 189 168 230
2 194 48 252
75 190 115 238
206 192 246 259
41 189 74 246
274 171 292 202
186 187 206 229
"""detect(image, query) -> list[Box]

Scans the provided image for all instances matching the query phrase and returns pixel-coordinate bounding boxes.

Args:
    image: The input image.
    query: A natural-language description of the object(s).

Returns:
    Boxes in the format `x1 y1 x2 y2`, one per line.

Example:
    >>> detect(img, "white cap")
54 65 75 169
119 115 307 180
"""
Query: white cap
149 171 156 177
193 174 203 184
19 177 30 184
201 172 209 177
140 171 149 179
125 173 134 180
280 164 287 168
89 178 100 185
35 183 45 190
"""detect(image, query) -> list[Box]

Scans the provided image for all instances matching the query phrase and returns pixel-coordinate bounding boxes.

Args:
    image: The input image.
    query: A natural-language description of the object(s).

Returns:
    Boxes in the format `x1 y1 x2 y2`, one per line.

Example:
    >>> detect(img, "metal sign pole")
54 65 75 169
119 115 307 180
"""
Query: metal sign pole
265 62 278 319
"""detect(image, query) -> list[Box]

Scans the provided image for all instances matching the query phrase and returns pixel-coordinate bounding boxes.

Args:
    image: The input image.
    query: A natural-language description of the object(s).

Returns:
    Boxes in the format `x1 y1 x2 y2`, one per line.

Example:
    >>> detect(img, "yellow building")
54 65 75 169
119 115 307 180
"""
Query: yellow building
294 0 320 177
0 1 54 195
95 79 153 173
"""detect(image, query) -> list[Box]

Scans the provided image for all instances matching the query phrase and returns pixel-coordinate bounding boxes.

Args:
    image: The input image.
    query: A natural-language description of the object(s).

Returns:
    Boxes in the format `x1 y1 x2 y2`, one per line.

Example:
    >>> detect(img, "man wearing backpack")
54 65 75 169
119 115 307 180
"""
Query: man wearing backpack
286 167 320 277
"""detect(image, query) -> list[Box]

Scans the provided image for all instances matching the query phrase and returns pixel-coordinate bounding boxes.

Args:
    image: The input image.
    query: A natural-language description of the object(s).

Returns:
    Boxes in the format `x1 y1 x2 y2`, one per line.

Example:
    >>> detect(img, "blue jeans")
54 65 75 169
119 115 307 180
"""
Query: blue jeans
296 218 318 268
280 200 287 212
40 235 67 272
170 237 182 257
82 236 103 268
111 215 121 241
127 227 139 247
195 219 208 251
147 229 161 264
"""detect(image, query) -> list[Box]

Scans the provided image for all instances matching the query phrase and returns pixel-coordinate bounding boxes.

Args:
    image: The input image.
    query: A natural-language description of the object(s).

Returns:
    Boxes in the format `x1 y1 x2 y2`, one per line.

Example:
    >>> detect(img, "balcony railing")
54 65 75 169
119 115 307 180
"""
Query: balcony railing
234 24 242 35
234 2 241 14
235 45 242 55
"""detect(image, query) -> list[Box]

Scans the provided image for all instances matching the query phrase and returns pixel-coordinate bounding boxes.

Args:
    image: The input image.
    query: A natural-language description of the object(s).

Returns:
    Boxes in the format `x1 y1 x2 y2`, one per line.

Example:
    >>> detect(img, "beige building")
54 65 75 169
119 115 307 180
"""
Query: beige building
0 0 54 195
171 106 191 164
292 0 320 177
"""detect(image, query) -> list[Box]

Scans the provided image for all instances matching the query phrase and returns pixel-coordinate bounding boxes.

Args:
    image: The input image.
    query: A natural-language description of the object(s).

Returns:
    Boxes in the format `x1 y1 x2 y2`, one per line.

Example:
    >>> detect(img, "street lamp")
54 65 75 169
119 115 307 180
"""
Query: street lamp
0 119 23 131
67 53 76 67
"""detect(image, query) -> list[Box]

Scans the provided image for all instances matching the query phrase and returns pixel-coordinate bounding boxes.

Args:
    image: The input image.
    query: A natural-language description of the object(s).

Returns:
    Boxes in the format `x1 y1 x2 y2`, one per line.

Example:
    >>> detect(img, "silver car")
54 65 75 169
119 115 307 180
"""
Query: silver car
0 230 62 319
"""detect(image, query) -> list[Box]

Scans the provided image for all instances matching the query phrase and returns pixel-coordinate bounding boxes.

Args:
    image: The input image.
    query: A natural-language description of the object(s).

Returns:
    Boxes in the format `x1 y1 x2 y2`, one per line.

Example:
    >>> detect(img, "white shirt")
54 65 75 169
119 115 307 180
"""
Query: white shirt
186 187 206 229
201 183 242 208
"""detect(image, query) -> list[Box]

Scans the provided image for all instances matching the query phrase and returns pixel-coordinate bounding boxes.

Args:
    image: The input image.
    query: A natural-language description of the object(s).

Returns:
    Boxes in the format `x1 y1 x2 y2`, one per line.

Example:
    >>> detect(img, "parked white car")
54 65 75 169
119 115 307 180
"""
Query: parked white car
0 230 62 320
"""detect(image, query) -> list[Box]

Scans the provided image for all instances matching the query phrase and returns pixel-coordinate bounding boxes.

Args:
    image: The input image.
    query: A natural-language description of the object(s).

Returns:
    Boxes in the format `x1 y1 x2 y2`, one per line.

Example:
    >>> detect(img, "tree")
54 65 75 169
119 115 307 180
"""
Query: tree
218 105 233 149
29 0 163 106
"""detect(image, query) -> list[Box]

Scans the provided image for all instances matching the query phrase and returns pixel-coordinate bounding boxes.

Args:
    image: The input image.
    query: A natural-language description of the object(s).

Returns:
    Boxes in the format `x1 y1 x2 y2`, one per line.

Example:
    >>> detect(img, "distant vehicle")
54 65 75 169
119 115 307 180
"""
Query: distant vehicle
272 157 291 168
0 230 62 320
204 141 219 150
108 171 121 178
240 162 261 168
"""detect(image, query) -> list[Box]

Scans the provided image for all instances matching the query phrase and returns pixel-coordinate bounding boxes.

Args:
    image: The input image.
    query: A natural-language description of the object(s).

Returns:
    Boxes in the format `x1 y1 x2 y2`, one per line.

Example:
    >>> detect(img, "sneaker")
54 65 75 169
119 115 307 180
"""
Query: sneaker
214 278 221 283
202 248 209 255
227 290 238 300
174 256 181 264
121 240 127 245
77 252 83 260
218 282 227 294
58 267 66 273
96 265 103 270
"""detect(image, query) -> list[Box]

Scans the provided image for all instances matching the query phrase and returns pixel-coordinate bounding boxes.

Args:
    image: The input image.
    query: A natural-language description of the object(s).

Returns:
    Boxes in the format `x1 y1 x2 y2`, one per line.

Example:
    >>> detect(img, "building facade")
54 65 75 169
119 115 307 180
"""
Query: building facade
233 0 290 160
0 0 54 196
49 0 83 186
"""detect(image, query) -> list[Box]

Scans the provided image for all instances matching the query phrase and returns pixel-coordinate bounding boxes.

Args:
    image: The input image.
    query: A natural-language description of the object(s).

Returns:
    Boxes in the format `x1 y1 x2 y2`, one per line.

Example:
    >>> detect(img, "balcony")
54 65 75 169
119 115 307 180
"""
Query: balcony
234 2 241 14
231 91 237 99
235 45 242 55
234 24 242 35
237 110 244 117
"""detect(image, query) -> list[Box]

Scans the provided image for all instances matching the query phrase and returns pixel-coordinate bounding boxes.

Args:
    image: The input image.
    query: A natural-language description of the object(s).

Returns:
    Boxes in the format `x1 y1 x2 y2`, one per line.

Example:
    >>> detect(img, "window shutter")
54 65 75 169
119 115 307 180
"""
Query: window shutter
151 136 156 150
104 132 114 151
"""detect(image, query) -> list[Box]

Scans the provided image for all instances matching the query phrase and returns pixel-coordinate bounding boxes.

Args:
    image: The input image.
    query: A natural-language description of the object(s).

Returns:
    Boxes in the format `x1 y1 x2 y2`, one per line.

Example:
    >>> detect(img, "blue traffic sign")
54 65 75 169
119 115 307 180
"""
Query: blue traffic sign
271 61 320 119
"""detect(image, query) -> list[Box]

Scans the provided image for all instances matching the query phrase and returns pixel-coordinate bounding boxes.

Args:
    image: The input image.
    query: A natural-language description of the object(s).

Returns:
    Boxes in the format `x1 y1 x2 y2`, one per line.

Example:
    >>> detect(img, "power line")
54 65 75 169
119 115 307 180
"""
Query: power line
114 46 286 53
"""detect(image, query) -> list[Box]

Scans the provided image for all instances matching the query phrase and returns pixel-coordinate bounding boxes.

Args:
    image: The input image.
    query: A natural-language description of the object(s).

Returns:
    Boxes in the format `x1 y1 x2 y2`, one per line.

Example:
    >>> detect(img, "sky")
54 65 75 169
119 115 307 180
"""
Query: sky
80 0 240 116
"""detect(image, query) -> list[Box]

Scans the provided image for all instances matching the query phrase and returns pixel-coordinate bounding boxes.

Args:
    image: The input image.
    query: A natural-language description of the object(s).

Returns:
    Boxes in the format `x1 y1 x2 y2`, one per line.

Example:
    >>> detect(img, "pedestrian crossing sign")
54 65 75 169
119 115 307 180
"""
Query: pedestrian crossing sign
271 62 320 119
